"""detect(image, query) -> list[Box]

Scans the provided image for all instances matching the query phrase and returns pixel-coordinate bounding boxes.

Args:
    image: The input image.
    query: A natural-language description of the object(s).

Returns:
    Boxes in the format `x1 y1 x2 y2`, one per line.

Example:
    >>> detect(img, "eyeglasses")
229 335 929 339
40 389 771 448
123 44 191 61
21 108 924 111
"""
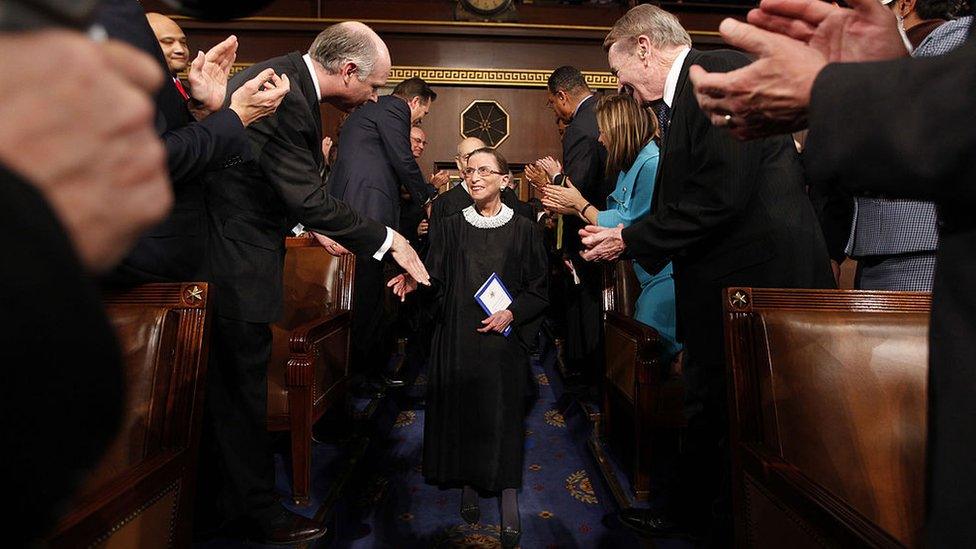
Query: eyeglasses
463 166 505 177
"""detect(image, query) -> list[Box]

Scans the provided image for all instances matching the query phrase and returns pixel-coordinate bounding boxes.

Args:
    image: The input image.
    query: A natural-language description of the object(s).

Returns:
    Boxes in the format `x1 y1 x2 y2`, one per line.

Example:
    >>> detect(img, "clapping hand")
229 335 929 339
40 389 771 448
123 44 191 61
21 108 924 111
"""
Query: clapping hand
541 178 584 215
536 156 563 180
689 0 906 139
187 35 237 118
387 273 419 301
523 163 549 189
230 68 290 127
477 310 514 334
321 136 334 161
429 170 450 189
579 224 626 262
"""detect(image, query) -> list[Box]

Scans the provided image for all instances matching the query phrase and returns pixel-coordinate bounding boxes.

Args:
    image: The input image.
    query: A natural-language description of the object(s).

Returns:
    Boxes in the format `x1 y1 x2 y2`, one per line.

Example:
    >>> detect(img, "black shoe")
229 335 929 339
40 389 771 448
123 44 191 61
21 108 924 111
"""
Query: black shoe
500 526 521 548
250 507 327 545
618 508 688 539
382 374 406 388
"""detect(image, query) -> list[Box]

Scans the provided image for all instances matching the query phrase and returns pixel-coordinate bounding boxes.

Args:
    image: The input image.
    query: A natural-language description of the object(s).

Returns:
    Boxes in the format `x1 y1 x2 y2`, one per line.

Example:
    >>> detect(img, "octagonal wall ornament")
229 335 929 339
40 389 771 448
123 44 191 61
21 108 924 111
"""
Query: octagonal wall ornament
460 100 510 148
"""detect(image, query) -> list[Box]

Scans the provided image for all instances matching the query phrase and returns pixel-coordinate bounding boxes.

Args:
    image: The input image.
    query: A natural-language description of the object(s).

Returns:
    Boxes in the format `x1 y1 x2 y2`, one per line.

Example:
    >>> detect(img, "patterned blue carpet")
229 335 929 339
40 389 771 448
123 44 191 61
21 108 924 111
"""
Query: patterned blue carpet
197 346 684 548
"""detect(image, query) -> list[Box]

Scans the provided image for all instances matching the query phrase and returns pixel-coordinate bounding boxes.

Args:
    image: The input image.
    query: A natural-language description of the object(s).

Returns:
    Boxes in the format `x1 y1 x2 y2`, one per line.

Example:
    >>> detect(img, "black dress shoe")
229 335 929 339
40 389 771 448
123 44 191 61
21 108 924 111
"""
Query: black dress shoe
618 508 688 539
251 507 327 545
499 526 521 548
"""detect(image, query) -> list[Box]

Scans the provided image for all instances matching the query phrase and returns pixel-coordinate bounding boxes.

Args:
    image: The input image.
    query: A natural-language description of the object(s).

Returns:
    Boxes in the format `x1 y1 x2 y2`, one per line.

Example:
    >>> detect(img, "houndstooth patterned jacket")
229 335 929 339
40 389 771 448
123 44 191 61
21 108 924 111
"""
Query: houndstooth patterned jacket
846 17 973 257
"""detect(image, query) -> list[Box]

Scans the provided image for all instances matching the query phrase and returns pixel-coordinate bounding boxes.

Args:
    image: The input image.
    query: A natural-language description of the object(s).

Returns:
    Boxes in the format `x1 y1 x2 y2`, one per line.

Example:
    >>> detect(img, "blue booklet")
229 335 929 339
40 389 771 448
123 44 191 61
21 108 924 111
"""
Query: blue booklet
474 272 513 337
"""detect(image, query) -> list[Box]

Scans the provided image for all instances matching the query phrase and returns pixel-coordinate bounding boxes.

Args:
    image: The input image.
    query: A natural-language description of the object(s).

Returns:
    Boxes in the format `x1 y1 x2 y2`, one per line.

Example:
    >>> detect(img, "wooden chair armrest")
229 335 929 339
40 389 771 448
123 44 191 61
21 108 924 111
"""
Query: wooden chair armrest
605 311 670 383
287 309 350 355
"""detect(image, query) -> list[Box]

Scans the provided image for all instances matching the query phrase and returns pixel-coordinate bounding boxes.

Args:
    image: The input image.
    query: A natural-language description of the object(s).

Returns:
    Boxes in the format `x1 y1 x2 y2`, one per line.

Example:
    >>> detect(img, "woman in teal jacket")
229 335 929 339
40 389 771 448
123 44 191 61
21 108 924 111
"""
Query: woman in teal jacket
539 94 679 361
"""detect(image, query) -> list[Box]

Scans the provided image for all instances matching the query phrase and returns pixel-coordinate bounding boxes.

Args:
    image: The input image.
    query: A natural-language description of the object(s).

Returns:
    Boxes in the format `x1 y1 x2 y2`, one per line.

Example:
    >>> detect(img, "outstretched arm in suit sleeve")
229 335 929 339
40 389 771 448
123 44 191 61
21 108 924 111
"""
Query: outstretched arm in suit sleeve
251 101 387 256
378 100 434 204
804 37 976 203
622 57 763 271
162 108 251 186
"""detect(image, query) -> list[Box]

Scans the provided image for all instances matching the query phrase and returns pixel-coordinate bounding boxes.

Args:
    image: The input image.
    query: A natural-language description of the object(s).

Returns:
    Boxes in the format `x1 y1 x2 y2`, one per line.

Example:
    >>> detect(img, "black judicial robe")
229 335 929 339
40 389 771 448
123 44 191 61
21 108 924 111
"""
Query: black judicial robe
422 206 548 492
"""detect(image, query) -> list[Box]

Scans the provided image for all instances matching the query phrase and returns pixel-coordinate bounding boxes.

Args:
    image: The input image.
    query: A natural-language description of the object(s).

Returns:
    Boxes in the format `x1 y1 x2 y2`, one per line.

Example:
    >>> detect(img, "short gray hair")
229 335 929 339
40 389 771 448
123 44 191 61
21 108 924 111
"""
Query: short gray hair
308 22 378 81
604 4 691 52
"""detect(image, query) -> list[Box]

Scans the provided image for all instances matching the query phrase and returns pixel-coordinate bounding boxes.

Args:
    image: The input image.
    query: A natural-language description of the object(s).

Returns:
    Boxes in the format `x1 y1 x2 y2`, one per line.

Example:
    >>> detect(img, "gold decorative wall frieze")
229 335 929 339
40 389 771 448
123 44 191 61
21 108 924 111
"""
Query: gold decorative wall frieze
223 64 617 90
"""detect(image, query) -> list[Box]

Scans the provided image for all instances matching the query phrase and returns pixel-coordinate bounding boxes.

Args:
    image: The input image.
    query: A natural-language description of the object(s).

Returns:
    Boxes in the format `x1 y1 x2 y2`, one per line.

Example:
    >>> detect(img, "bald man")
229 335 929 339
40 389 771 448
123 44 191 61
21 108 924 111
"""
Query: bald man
146 12 188 76
202 21 428 544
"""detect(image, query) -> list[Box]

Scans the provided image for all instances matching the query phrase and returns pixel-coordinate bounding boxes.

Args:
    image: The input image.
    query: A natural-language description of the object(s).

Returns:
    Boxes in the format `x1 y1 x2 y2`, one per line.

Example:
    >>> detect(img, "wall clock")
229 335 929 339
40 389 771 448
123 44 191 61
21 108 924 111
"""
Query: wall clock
460 100 510 148
455 0 517 21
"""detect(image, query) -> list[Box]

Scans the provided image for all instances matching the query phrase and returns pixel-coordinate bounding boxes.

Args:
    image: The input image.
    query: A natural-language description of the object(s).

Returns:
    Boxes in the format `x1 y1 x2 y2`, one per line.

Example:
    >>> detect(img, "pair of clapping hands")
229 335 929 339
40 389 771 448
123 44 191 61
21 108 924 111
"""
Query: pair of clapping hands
525 157 588 217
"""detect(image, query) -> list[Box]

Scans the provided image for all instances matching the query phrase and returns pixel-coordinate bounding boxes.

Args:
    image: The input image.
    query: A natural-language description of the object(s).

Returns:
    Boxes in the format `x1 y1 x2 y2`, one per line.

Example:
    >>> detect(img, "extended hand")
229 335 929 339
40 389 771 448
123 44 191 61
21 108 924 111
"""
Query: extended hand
187 35 237 117
390 230 431 286
311 232 350 256
387 273 419 301
230 68 290 127
579 224 626 262
477 309 514 334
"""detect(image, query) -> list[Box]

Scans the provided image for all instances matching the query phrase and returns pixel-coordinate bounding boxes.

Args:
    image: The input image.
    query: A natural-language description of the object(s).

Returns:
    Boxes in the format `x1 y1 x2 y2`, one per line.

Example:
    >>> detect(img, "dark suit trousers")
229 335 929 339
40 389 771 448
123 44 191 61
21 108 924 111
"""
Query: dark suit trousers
352 255 396 379
196 315 279 525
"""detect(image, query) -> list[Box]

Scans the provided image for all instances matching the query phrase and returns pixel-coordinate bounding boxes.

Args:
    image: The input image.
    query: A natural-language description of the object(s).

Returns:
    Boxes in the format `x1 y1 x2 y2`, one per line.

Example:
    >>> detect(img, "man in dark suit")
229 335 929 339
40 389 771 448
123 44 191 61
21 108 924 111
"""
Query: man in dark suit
203 22 429 544
328 77 438 390
543 66 614 393
582 4 834 539
687 0 976 543
97 0 289 285
430 137 536 224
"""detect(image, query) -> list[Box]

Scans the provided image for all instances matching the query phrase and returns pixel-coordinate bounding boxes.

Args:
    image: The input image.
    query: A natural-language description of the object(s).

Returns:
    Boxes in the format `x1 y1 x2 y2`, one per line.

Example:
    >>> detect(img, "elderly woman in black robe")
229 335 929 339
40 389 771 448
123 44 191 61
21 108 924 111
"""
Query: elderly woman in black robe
389 147 548 548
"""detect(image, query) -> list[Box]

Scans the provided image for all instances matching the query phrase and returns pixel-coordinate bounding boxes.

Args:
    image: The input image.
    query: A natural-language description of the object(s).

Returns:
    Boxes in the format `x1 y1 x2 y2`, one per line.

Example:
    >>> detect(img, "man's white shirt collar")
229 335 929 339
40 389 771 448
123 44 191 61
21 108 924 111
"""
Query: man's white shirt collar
572 94 593 119
663 47 691 108
302 53 322 101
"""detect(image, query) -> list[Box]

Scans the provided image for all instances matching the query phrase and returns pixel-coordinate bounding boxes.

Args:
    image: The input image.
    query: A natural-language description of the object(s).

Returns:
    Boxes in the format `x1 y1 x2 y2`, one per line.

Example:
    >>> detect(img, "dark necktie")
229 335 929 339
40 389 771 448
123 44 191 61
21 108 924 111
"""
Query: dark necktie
653 102 671 136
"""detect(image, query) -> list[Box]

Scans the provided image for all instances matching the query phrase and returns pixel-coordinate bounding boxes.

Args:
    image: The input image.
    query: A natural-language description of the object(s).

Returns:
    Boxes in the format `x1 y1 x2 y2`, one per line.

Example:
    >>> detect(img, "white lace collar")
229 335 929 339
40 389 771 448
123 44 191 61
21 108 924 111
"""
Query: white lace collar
462 203 514 229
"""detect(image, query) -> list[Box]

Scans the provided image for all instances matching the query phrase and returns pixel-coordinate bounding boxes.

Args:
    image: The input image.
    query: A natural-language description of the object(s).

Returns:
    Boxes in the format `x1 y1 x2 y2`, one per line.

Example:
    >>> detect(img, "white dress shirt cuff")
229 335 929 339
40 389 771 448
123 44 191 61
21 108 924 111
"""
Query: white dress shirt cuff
373 227 395 261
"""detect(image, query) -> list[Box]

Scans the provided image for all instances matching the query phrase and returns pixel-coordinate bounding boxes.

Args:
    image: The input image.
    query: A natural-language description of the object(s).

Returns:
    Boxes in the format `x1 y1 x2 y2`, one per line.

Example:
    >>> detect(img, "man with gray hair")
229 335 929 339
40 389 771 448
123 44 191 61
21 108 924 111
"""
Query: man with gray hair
580 4 834 541
200 21 430 544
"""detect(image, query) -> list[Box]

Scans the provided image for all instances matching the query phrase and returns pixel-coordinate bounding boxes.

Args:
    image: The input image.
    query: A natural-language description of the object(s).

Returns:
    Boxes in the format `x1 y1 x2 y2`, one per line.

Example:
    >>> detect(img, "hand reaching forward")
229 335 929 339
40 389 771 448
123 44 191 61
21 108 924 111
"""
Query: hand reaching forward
387 273 419 301
311 232 349 256
579 224 626 262
187 35 237 117
477 310 514 334
390 230 431 286
230 68 290 127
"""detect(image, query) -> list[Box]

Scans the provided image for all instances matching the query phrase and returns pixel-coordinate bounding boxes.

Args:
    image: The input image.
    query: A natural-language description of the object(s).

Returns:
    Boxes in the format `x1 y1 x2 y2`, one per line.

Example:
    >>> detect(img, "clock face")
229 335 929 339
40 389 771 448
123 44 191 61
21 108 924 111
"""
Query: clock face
460 0 512 16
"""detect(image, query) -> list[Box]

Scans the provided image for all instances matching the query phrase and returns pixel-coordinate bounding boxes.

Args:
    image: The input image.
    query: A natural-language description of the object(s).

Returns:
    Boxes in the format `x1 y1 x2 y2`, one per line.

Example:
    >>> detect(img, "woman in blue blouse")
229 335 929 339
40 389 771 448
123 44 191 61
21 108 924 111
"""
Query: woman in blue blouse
539 94 679 361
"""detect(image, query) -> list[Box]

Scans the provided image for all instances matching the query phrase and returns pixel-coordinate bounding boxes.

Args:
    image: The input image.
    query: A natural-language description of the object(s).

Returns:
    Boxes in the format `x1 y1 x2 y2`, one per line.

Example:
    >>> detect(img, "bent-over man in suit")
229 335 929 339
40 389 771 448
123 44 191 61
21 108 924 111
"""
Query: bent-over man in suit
202 22 429 544
581 4 834 542
329 77 438 391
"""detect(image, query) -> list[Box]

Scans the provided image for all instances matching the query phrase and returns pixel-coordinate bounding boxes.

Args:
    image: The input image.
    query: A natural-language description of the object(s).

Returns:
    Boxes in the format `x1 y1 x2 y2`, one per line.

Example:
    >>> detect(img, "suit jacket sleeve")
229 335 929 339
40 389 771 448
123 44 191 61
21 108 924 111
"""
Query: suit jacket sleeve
805 36 976 202
562 123 605 204
162 108 251 186
250 96 387 256
622 54 764 271
378 100 434 204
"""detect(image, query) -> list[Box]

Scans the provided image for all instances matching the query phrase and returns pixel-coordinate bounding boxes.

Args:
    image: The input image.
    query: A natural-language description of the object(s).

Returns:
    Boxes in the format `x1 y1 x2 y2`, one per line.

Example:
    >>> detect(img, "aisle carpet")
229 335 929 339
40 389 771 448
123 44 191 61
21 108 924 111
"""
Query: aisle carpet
197 346 690 547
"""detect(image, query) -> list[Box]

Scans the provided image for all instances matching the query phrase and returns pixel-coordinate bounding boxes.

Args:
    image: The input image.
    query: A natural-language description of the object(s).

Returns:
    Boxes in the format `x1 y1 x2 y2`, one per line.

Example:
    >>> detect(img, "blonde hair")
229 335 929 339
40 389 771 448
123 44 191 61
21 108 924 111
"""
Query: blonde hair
603 4 692 53
596 94 658 176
